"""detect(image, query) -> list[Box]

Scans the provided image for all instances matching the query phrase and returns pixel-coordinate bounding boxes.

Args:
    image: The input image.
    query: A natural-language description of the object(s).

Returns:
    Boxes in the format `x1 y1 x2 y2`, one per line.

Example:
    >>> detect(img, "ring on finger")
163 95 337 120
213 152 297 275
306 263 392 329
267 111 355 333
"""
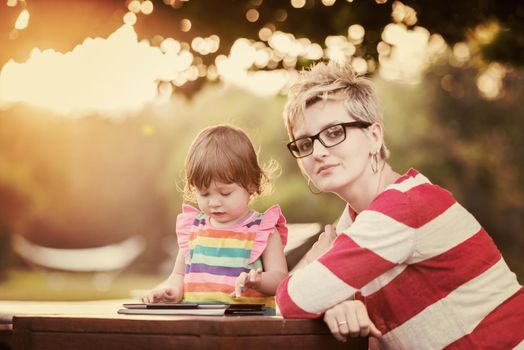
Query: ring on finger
338 320 348 326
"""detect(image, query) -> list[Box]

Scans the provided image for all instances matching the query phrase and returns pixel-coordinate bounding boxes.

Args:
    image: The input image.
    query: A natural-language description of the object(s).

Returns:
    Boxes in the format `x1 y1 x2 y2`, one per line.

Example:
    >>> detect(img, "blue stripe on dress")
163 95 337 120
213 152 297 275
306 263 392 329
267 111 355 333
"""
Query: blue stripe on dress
186 263 249 276
190 245 251 259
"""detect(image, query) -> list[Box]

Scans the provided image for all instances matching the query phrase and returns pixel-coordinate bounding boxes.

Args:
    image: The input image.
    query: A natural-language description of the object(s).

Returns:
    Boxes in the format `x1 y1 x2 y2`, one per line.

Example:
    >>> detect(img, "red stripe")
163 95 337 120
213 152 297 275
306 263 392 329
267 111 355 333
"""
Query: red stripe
369 184 455 228
189 230 256 241
320 234 396 288
365 229 501 333
444 288 524 349
395 168 418 183
276 277 319 319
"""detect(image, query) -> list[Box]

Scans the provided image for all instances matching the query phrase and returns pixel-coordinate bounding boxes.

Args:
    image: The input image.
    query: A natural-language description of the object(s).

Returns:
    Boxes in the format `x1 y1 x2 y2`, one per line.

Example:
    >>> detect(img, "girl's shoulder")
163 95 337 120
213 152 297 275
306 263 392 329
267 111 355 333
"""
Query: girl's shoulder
247 204 288 263
175 204 205 259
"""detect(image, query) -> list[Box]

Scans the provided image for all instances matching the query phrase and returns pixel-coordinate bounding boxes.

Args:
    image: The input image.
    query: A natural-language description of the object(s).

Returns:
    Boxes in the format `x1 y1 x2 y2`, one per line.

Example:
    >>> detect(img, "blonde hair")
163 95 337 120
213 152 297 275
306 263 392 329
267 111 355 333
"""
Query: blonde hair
283 61 389 159
184 124 267 199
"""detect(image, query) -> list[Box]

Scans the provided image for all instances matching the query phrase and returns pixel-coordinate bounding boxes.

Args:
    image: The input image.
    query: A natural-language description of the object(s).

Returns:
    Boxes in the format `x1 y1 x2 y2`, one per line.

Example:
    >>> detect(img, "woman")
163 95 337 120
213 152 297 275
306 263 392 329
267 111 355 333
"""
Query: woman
276 62 524 349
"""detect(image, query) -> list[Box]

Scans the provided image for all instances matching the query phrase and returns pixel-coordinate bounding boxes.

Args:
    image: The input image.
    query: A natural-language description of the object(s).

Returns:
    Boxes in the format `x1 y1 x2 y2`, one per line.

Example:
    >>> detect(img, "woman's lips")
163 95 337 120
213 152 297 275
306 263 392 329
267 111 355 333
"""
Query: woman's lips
317 164 337 174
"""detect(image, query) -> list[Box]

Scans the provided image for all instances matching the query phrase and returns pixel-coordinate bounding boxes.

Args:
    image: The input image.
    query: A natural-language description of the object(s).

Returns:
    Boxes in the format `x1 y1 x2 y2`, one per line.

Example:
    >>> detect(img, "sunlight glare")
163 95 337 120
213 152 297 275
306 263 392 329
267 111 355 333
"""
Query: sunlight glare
15 9 30 30
348 24 365 45
140 1 154 15
215 39 290 96
452 42 470 66
325 35 356 63
128 0 141 13
379 24 434 82
0 25 196 116
291 0 306 8
123 12 137 25
476 63 505 100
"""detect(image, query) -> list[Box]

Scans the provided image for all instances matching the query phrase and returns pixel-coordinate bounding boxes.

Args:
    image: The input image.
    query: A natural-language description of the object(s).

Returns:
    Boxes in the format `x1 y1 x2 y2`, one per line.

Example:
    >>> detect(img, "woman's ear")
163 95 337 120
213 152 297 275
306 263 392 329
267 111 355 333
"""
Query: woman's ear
368 122 384 154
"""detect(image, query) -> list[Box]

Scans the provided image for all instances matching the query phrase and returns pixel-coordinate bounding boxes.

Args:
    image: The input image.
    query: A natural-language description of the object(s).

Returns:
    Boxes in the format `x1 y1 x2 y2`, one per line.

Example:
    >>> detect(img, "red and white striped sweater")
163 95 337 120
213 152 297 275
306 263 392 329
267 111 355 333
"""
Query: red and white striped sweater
276 168 524 349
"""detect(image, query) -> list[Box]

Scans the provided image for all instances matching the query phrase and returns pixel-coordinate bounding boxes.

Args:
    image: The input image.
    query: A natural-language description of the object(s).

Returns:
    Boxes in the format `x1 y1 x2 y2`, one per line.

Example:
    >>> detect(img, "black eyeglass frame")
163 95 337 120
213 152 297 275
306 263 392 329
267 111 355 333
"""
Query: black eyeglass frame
287 121 372 158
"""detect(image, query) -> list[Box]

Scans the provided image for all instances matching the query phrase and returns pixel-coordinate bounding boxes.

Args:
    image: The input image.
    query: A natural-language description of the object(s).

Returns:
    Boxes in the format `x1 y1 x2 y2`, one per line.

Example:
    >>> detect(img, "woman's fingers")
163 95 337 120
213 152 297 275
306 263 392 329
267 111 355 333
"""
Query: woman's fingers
324 224 337 241
323 312 347 342
323 300 382 342
355 302 382 337
345 305 361 338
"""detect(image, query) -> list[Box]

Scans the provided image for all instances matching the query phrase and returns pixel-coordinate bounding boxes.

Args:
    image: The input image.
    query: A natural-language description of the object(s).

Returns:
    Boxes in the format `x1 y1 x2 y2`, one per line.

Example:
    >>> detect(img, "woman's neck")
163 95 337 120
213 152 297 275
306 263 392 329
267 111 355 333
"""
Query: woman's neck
338 162 400 214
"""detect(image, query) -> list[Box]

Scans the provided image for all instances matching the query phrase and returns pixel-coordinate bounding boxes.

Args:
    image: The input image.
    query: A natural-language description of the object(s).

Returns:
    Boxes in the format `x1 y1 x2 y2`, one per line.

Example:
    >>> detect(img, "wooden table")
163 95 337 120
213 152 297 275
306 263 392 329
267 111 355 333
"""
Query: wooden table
0 301 367 350
12 315 368 350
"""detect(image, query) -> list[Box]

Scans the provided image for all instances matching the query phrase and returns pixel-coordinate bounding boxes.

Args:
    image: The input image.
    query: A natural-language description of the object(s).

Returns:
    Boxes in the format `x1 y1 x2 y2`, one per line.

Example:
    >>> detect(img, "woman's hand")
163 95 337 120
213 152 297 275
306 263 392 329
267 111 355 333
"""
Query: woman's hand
141 287 183 304
231 268 263 298
306 224 337 262
323 300 382 342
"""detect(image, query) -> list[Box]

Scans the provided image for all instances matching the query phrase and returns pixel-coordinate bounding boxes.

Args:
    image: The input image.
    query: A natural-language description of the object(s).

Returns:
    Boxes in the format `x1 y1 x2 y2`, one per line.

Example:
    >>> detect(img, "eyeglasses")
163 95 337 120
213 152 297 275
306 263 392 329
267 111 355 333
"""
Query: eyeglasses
287 121 372 158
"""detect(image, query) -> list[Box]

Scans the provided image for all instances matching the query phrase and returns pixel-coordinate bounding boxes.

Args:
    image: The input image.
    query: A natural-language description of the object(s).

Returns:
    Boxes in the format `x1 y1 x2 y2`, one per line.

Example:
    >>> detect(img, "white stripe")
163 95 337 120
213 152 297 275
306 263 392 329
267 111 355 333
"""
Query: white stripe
387 173 430 193
288 261 356 314
335 204 353 233
190 253 247 267
360 264 407 296
380 258 522 349
408 202 481 263
513 338 524 350
346 210 415 263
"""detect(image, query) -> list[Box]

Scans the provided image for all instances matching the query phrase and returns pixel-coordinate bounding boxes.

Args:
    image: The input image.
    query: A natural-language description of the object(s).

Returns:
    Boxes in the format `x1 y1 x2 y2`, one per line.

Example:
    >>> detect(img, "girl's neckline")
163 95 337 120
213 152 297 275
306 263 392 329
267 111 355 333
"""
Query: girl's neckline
206 210 258 229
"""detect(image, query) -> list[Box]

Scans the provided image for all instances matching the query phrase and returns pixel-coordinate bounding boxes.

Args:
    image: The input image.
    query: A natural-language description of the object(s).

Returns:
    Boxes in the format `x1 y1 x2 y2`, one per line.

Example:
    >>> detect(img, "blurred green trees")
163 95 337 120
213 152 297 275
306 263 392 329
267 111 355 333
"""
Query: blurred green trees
1 61 523 280
0 0 523 286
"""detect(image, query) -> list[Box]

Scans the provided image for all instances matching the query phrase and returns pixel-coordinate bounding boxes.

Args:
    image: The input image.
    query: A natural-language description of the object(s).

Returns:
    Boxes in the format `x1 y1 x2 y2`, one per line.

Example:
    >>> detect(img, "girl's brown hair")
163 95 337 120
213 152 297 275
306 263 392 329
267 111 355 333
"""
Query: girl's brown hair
184 124 267 198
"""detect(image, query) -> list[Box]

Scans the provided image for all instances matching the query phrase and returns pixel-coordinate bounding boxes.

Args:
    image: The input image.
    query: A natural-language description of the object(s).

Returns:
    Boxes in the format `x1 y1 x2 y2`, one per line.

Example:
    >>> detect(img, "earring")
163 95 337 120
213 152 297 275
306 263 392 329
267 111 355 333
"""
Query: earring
370 152 379 174
307 178 322 195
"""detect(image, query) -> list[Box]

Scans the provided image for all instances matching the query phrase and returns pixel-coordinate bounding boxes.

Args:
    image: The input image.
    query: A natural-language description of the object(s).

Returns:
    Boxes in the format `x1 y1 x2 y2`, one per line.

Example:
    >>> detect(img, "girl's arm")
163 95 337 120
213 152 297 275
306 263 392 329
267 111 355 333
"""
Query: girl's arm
142 250 185 303
234 231 288 297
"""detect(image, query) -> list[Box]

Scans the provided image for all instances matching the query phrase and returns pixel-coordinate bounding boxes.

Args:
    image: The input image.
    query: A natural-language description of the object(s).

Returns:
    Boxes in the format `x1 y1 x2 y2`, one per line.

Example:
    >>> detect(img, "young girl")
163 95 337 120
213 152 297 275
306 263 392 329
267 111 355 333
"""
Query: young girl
143 124 288 311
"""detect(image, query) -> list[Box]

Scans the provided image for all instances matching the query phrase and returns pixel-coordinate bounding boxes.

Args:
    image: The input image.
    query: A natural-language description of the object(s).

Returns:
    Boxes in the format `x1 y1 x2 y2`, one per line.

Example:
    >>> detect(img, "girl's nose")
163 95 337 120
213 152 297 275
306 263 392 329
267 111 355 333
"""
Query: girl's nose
208 198 221 207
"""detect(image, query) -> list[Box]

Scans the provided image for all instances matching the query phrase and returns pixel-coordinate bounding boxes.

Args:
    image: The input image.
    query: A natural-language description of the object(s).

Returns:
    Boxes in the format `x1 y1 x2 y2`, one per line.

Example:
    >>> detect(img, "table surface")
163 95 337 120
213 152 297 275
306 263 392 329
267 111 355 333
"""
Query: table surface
0 300 368 350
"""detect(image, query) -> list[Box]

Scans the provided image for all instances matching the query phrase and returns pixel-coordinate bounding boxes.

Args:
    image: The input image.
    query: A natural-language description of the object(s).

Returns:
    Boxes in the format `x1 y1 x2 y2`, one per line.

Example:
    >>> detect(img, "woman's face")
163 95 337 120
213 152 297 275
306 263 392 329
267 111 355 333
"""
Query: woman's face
292 99 376 194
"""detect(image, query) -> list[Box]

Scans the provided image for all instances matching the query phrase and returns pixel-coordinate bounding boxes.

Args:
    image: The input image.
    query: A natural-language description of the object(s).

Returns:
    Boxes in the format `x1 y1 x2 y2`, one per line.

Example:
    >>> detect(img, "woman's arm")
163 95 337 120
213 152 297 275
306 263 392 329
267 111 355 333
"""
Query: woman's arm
233 231 288 297
276 206 415 318
292 224 337 271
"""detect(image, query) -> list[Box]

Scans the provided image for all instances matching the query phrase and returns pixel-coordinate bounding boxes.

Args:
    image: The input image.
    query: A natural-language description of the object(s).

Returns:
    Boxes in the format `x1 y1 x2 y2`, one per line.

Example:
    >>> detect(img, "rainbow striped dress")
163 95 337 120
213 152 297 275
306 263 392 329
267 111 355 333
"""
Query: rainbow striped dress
176 204 288 309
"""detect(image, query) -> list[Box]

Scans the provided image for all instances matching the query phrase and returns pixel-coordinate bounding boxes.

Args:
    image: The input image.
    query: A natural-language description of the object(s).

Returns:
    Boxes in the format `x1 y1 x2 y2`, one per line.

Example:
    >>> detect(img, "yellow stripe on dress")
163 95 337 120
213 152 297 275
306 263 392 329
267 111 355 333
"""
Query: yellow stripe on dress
189 236 255 250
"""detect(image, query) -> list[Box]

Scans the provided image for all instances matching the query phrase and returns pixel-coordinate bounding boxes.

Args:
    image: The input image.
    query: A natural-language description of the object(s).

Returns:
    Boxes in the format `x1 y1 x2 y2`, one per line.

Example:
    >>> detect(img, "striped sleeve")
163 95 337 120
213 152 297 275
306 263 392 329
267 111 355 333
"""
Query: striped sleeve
276 189 416 318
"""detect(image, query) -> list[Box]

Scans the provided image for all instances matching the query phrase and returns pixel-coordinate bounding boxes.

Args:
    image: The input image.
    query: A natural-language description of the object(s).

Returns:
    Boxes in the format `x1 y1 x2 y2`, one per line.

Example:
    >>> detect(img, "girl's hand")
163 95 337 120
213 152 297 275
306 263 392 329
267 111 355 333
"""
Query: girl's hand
141 287 183 304
323 300 382 342
306 224 337 263
231 268 263 298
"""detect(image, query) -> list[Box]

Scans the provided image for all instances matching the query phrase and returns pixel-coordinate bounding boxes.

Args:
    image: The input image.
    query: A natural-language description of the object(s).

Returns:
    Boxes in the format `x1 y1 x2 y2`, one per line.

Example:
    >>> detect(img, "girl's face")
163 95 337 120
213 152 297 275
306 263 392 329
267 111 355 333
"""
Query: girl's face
195 181 252 227
292 99 377 194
